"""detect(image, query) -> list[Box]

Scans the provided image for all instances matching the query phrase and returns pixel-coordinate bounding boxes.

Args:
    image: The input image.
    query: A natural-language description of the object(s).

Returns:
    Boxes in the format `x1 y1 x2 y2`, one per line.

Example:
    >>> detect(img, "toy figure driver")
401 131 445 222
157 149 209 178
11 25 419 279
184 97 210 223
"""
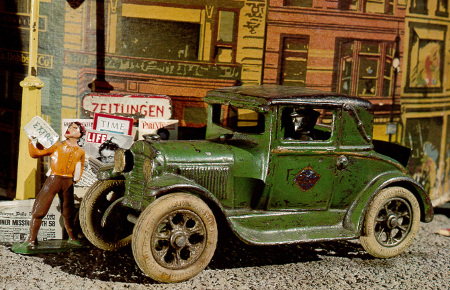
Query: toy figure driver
290 108 320 141
13 122 85 252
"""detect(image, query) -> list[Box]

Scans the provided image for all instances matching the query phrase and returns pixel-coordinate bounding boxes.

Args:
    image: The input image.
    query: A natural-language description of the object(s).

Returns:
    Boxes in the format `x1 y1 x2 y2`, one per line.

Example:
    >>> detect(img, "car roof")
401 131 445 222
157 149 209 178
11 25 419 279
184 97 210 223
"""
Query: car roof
205 85 373 110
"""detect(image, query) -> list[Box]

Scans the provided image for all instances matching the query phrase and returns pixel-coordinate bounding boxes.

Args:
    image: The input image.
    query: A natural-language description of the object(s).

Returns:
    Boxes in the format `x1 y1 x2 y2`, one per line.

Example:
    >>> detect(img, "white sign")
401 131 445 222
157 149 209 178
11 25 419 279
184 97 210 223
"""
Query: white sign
94 113 134 135
138 118 178 140
82 93 172 119
23 116 59 149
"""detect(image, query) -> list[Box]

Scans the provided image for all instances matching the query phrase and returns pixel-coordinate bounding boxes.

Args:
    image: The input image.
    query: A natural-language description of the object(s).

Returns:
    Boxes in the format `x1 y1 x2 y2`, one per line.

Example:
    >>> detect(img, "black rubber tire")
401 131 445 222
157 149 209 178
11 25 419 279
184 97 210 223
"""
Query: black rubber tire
79 180 135 251
360 187 421 258
132 193 217 283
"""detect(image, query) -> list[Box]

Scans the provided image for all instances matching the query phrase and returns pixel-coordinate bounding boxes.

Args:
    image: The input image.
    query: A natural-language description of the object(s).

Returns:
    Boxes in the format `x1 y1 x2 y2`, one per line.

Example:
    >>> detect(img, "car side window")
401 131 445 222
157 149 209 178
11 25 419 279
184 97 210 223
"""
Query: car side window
280 106 334 142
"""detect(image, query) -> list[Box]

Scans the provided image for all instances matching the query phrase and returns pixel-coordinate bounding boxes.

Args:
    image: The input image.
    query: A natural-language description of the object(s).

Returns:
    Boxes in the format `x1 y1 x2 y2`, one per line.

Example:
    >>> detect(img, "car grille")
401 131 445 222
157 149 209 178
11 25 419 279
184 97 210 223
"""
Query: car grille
179 166 230 200
125 153 146 197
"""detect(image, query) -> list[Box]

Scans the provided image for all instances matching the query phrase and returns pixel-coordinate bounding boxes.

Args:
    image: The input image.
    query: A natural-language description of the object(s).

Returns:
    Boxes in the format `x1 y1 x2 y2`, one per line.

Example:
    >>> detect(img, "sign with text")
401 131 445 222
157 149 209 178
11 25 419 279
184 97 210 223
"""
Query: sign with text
138 118 178 140
93 113 134 135
23 116 59 149
0 199 63 243
82 93 172 119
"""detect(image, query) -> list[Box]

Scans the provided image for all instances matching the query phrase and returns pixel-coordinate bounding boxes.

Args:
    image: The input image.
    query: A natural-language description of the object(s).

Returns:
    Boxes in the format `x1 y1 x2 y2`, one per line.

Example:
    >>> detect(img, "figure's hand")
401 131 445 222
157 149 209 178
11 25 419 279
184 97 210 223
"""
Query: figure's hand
29 135 38 148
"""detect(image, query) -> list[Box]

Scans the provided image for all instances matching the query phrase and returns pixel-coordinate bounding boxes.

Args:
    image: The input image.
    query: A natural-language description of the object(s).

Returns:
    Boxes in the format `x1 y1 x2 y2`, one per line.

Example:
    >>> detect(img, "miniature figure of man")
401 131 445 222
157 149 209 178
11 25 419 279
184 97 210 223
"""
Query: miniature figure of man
13 122 85 252
290 108 320 141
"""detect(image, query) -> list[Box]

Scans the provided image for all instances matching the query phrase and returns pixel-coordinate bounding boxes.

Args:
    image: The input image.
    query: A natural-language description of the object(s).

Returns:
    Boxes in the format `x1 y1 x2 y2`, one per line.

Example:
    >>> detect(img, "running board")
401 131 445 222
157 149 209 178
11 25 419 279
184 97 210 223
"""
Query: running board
226 209 358 245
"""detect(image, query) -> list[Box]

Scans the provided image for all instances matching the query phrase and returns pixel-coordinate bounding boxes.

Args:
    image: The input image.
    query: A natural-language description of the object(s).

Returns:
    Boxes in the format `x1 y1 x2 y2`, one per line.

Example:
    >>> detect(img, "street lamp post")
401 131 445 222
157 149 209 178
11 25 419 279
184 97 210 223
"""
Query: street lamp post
388 35 401 143
15 0 44 200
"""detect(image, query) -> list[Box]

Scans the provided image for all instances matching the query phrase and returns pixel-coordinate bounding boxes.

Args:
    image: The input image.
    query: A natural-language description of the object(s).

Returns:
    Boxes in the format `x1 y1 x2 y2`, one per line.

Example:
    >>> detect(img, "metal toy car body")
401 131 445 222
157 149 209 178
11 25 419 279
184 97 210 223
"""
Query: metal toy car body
79 85 434 283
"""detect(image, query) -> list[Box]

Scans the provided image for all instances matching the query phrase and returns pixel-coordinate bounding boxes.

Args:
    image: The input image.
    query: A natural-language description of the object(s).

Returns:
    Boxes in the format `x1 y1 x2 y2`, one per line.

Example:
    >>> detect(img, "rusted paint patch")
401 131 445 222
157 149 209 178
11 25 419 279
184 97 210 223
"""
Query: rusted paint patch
294 166 321 191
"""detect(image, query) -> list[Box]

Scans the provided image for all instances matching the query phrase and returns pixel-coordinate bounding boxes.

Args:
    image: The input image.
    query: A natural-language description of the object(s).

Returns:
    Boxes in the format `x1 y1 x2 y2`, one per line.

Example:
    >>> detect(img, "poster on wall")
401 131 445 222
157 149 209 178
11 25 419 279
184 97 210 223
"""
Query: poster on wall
443 118 450 200
406 23 445 93
405 117 443 200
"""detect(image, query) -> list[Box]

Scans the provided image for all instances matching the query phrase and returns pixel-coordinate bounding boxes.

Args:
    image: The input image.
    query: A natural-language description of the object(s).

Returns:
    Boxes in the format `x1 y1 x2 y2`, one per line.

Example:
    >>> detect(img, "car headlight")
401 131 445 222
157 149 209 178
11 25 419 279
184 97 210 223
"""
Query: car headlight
143 157 154 183
114 148 127 173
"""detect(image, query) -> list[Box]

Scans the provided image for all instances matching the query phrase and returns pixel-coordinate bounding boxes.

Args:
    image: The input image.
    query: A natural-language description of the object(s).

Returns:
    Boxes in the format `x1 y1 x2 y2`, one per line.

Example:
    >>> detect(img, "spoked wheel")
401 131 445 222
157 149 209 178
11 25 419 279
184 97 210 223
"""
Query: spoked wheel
360 187 421 258
132 193 217 283
79 180 136 251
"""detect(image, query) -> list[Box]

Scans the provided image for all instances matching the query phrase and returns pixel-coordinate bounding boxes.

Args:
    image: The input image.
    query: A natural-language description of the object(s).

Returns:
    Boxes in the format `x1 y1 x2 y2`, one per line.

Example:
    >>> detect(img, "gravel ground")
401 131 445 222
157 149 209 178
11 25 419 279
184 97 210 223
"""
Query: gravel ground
0 206 448 289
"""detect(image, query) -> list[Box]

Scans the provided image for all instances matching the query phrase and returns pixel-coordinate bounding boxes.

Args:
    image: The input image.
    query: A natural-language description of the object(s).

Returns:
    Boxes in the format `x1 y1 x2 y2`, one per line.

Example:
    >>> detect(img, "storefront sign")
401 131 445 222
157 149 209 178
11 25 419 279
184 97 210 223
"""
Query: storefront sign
82 93 172 119
67 53 241 80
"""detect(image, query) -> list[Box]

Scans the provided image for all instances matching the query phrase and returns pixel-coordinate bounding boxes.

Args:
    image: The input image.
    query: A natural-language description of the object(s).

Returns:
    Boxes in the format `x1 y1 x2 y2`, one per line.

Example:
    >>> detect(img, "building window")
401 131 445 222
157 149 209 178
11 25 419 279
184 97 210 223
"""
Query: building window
365 0 394 15
214 10 238 63
280 37 309 87
120 17 200 61
284 0 314 8
338 40 395 97
410 0 428 14
436 0 449 17
3 0 31 13
405 23 445 93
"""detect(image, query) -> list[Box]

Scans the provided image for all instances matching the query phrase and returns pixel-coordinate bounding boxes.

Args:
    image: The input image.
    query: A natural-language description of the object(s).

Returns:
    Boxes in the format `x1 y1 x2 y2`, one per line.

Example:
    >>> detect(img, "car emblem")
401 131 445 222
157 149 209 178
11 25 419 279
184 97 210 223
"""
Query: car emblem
294 166 321 191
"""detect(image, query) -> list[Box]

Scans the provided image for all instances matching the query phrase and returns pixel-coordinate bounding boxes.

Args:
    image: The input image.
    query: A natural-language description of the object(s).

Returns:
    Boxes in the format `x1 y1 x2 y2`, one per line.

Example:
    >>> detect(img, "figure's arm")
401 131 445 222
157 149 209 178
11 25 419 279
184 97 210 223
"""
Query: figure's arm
28 138 56 158
73 151 85 183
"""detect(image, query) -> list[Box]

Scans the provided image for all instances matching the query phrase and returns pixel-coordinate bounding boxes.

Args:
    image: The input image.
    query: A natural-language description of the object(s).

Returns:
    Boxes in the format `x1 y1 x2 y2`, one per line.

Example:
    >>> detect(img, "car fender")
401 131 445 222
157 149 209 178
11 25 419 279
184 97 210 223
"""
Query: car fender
343 171 434 234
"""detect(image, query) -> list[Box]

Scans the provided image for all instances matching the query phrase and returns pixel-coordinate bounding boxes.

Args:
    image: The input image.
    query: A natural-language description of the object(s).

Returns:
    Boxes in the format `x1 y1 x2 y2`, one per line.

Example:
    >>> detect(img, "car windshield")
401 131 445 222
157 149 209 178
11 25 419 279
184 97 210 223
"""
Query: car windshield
212 104 265 134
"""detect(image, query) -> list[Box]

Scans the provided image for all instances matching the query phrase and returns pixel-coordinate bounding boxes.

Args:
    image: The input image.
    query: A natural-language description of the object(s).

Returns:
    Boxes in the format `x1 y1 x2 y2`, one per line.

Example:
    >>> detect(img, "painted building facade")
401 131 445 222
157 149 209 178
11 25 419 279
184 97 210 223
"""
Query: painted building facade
403 0 450 204
264 0 405 142
0 0 448 204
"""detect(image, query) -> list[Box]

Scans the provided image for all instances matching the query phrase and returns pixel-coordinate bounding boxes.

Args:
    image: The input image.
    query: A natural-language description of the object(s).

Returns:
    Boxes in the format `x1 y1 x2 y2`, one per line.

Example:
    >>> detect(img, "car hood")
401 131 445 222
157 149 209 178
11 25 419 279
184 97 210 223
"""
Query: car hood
144 139 266 180
150 140 234 165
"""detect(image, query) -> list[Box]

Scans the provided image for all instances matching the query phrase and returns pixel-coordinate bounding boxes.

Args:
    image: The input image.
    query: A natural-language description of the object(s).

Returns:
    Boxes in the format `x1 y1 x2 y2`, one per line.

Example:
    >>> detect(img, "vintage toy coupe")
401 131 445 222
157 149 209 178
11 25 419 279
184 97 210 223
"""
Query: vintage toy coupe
80 85 434 283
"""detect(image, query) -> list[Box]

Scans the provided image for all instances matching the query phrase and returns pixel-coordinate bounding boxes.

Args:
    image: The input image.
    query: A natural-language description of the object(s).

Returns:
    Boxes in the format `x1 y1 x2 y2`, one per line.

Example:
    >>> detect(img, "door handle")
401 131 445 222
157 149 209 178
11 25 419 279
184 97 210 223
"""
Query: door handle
337 155 348 170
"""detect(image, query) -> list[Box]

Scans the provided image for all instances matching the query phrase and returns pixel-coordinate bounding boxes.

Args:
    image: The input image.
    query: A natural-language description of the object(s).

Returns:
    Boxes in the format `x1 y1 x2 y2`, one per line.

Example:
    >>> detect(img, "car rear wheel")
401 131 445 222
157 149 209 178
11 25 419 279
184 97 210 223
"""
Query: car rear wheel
132 192 217 283
79 180 135 251
360 186 420 258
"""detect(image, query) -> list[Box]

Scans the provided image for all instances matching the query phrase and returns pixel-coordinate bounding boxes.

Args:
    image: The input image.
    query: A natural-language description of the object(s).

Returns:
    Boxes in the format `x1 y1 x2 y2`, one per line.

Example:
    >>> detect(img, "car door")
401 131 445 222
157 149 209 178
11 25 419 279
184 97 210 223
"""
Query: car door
266 105 340 210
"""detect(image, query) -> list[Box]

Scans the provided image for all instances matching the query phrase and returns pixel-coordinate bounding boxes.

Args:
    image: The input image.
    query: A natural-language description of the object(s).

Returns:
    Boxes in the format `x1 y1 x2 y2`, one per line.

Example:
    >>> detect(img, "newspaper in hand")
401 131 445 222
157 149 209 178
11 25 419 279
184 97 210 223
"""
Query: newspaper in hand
23 116 59 149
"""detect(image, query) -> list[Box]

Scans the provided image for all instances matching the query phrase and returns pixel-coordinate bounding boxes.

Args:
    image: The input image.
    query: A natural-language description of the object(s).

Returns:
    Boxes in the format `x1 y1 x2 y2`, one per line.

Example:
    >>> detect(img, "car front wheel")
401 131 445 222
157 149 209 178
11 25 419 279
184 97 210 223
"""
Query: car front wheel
360 186 421 258
79 180 135 251
132 192 217 283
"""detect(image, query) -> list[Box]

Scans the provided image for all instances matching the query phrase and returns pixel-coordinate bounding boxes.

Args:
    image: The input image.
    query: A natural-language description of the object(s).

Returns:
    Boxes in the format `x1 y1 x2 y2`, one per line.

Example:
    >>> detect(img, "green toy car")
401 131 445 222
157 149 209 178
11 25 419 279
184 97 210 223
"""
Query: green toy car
79 85 434 283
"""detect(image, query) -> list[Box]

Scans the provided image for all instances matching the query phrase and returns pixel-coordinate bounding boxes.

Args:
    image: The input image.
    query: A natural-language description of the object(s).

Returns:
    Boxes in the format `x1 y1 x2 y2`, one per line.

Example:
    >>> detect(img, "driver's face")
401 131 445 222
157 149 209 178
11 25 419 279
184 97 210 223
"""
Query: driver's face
293 115 306 131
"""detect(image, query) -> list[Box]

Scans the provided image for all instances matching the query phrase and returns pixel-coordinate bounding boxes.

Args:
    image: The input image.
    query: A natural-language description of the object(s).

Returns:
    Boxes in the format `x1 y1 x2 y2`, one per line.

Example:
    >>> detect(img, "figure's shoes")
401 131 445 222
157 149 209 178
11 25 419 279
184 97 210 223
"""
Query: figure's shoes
67 237 82 246
11 241 37 254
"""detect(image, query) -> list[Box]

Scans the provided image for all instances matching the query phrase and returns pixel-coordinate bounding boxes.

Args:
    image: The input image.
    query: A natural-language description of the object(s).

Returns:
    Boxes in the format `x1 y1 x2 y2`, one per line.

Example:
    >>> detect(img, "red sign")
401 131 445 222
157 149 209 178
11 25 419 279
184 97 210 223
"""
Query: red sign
86 132 108 144
82 93 172 119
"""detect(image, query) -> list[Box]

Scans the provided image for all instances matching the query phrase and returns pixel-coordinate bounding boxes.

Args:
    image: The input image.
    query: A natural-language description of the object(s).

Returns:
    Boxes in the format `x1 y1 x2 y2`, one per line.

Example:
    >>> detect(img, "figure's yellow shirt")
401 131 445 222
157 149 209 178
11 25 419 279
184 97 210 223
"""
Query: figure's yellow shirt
28 140 85 181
